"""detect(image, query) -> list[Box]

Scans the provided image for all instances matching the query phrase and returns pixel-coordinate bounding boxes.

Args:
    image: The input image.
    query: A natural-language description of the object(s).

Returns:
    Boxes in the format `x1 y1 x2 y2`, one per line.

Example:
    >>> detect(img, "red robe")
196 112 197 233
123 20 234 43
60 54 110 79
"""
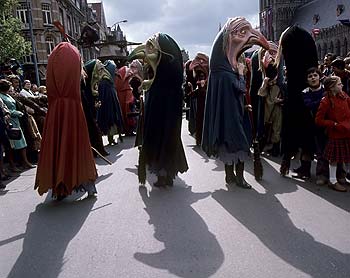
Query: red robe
35 42 97 197
115 66 136 134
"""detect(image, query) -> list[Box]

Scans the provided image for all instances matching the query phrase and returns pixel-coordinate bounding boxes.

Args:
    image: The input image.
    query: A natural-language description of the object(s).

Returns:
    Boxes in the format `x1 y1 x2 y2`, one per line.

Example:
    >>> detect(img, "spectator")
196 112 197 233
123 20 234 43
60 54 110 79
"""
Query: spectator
0 79 34 171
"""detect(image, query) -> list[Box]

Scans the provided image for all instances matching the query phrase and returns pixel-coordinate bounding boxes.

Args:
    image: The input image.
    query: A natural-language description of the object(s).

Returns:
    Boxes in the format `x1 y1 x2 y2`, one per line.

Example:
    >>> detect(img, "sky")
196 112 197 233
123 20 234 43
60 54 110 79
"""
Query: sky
88 0 260 59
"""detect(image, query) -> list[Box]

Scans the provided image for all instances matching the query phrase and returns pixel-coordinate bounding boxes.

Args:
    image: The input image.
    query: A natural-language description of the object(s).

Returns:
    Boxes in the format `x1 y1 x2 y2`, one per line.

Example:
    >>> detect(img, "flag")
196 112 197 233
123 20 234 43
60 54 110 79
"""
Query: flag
312 28 320 36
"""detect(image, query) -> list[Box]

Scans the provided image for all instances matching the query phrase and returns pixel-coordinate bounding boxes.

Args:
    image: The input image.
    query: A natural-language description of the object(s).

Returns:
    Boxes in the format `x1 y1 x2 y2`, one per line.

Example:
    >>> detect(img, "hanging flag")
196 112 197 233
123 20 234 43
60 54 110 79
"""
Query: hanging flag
339 19 350 27
312 28 320 36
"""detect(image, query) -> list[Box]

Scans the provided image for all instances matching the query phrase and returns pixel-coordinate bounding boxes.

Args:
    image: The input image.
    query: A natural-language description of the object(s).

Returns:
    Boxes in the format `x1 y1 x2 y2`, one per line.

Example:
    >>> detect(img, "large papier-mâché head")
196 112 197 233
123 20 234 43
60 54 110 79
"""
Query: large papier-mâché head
189 52 209 79
128 33 183 91
211 17 269 72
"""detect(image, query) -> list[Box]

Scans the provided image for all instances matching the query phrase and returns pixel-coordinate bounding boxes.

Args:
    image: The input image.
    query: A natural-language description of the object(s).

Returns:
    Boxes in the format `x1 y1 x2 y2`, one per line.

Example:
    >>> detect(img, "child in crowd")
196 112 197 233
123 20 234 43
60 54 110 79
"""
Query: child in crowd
315 76 350 192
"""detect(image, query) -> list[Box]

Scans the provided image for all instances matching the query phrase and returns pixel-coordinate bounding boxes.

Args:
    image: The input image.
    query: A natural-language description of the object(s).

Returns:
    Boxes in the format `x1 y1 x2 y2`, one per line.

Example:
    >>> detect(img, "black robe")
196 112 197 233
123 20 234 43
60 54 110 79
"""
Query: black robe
142 33 188 179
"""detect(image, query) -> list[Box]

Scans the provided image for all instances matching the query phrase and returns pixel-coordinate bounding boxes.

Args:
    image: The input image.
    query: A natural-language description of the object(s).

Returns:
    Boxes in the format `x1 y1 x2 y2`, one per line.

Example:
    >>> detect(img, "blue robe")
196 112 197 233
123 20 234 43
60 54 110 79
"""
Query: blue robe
202 31 251 164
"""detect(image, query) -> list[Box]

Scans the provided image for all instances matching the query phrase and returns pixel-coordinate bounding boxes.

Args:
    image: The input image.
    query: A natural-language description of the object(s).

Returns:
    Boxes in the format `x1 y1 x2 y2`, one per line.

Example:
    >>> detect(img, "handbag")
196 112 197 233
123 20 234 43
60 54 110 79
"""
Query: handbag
6 123 22 140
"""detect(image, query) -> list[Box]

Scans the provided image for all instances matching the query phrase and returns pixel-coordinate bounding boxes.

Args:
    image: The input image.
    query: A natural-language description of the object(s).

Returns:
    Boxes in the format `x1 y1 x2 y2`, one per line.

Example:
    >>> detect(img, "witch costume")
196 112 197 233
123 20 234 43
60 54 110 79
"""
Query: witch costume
201 17 269 188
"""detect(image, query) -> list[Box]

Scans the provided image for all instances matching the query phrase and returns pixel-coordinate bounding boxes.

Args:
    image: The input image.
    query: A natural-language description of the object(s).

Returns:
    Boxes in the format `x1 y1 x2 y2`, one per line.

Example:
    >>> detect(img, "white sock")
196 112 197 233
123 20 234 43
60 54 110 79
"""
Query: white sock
329 164 337 184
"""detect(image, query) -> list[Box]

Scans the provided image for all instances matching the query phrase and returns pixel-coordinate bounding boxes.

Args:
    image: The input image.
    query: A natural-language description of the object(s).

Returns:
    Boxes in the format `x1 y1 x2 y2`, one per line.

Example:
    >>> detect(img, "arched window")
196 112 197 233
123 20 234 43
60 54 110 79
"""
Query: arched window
323 43 328 58
330 41 334 54
317 44 322 60
46 35 55 55
336 40 341 57
344 37 348 57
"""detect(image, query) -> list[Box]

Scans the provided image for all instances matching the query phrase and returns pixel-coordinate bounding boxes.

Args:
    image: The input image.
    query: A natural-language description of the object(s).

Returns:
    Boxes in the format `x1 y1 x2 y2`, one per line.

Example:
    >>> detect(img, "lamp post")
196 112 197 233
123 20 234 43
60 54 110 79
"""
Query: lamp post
110 19 127 31
26 0 40 86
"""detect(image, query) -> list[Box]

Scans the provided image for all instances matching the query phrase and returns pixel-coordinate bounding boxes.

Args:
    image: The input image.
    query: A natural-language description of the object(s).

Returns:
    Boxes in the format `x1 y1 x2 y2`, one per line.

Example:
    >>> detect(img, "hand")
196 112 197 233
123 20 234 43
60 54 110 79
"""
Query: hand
95 101 102 109
262 77 270 86
245 104 252 112
274 97 283 104
237 63 245 76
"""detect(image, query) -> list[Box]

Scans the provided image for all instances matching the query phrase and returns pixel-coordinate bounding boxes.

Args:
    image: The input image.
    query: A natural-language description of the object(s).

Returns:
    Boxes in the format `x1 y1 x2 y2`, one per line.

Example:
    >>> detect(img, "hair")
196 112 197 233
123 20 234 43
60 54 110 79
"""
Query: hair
23 79 31 85
331 59 345 70
323 75 341 108
306 66 321 76
325 53 336 61
0 79 12 92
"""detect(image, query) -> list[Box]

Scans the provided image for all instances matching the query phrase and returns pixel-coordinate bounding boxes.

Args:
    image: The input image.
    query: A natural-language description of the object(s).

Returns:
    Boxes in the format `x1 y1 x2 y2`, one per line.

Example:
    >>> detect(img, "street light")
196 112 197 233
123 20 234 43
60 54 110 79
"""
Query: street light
111 19 127 31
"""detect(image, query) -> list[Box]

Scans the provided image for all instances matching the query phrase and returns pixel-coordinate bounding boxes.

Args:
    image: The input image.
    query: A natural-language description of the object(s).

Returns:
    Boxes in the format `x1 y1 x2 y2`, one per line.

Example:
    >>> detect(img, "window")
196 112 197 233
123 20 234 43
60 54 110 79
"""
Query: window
75 0 81 10
42 3 52 25
67 15 72 35
46 36 55 55
16 2 29 24
59 8 64 26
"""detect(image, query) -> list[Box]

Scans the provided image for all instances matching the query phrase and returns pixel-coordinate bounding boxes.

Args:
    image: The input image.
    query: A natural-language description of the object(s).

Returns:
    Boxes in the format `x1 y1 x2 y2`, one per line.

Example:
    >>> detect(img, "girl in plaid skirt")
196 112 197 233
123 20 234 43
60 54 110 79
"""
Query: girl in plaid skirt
315 76 350 192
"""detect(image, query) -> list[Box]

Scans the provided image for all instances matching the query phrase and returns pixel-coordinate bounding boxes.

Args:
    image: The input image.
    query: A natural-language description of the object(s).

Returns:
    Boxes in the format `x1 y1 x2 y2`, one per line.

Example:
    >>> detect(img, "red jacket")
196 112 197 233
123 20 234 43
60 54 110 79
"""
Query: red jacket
315 92 350 139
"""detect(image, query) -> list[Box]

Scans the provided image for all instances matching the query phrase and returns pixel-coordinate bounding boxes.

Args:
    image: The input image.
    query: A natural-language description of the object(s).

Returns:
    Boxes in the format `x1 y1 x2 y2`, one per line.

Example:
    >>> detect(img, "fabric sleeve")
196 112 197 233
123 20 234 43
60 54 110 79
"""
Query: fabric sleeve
315 97 334 127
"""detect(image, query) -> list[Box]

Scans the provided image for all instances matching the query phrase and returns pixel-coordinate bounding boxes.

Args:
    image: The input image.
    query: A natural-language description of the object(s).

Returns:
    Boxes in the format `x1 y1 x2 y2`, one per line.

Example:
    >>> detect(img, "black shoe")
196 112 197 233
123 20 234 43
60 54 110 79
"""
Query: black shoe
280 159 290 176
154 176 166 188
225 164 236 184
0 183 6 190
235 161 252 189
56 195 67 201
292 172 311 180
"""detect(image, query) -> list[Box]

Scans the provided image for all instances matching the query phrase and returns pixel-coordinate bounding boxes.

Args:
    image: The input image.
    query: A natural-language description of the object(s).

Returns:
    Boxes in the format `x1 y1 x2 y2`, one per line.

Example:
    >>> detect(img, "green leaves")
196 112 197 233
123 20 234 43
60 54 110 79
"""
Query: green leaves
0 0 31 63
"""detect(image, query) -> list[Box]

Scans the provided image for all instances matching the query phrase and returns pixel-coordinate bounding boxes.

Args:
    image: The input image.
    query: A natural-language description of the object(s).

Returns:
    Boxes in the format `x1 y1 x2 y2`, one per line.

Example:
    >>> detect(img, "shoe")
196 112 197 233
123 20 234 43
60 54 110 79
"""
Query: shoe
328 182 347 192
280 159 290 177
154 176 166 188
225 164 236 184
9 167 21 173
0 183 6 190
23 163 36 169
235 162 252 189
337 177 350 185
55 195 67 201
316 177 328 186
292 172 311 180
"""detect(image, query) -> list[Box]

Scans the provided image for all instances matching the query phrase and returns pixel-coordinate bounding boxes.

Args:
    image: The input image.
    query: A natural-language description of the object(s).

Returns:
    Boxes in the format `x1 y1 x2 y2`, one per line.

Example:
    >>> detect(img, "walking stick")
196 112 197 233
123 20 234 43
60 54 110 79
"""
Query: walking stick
246 92 263 181
136 94 146 184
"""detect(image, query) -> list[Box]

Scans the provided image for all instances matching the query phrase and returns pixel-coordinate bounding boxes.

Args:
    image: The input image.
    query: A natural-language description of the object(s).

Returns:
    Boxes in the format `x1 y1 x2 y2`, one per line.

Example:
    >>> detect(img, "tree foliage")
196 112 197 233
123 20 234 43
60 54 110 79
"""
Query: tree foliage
0 0 31 63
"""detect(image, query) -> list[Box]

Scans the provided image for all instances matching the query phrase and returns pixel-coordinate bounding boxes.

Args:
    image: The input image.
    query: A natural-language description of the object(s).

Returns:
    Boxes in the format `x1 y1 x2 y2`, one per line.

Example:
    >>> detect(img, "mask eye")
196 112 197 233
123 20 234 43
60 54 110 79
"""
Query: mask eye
240 29 247 35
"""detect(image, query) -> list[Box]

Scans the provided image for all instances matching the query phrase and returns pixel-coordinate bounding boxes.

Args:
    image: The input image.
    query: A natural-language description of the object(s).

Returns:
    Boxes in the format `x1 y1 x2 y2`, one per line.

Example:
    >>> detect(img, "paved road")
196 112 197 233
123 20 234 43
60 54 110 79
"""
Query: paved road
1 119 350 278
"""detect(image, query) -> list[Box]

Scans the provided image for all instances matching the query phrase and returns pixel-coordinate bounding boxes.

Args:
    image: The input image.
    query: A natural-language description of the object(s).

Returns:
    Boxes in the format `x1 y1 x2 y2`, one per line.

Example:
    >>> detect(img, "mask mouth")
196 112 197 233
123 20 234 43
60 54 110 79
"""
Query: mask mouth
265 64 278 79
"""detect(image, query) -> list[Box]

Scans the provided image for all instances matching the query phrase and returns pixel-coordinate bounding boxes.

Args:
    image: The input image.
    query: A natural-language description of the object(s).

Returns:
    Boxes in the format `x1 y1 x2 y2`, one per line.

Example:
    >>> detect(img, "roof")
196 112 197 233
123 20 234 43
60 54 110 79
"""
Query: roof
291 0 350 31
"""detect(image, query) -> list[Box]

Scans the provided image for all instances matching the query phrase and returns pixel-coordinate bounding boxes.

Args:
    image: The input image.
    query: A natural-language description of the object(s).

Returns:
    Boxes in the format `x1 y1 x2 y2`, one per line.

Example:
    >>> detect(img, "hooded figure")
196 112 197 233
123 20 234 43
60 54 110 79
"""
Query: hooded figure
128 33 189 187
276 26 319 176
189 52 209 146
202 17 269 188
35 42 97 199
81 59 109 156
96 60 124 145
115 65 137 135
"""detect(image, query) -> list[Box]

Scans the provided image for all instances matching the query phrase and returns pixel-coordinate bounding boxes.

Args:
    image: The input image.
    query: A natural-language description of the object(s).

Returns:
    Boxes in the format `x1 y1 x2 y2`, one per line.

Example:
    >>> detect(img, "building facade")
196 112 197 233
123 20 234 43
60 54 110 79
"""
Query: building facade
259 0 350 61
15 0 103 84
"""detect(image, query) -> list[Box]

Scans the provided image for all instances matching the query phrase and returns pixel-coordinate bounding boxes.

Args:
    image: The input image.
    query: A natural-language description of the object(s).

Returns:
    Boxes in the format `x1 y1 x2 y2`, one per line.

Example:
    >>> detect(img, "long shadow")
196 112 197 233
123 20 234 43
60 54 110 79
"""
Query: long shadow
190 145 210 163
245 155 350 212
134 184 224 278
95 135 136 165
212 178 350 277
6 197 96 278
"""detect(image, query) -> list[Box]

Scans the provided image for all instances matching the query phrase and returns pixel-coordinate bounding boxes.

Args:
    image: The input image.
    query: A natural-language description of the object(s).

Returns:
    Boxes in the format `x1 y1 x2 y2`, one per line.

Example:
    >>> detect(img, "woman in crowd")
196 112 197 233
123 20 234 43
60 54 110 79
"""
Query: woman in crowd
0 79 34 171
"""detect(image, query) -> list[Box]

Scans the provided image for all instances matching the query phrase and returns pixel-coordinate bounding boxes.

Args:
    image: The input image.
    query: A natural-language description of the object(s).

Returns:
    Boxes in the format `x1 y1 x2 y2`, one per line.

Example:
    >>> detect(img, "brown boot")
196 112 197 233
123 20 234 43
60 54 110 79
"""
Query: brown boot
328 182 347 192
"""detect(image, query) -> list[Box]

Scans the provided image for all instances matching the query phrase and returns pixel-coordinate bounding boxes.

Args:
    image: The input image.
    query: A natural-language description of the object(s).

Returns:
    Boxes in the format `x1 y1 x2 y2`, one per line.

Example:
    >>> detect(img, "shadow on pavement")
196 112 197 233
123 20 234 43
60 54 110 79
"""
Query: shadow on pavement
134 184 224 278
245 155 350 212
212 162 350 278
6 197 96 278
